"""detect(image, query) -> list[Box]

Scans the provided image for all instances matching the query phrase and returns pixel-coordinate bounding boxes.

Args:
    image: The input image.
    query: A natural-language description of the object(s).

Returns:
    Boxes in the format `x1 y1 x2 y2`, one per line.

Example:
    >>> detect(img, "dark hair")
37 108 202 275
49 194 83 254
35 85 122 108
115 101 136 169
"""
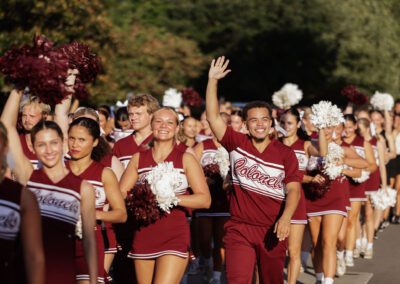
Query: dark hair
344 114 357 124
231 110 243 120
115 107 129 127
97 108 110 120
69 117 111 162
282 107 310 141
242 101 272 121
31 120 63 145
369 109 384 118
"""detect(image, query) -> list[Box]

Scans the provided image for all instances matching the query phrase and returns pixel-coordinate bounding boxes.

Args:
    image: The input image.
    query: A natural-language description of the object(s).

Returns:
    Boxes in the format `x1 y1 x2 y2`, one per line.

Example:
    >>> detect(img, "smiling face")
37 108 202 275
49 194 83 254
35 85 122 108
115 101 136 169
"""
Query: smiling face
280 113 300 138
68 125 98 160
128 105 152 131
33 129 63 168
245 107 273 142
344 120 357 138
151 108 179 141
182 117 197 139
231 114 244 132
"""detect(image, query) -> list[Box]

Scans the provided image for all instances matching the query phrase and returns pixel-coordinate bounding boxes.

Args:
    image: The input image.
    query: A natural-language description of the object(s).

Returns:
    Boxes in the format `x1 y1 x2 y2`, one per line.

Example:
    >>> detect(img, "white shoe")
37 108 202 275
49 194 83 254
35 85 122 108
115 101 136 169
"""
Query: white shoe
336 256 346 276
353 246 361 258
364 247 373 259
345 255 354 267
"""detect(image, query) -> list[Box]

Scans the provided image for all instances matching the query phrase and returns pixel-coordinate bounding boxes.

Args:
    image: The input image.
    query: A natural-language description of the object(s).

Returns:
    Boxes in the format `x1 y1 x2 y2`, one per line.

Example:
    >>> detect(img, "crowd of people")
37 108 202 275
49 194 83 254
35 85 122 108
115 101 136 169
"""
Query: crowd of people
1 56 400 284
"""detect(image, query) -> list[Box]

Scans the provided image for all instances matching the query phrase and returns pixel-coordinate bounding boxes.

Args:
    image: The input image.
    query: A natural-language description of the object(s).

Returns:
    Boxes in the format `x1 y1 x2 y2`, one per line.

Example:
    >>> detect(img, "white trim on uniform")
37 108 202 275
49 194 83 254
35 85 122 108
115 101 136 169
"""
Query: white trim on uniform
307 210 348 217
127 250 189 259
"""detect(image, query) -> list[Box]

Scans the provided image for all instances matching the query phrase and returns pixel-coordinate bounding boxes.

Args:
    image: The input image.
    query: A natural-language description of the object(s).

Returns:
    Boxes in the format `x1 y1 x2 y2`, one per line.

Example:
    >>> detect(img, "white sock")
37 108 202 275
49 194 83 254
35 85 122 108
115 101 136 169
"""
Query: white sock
367 243 373 250
361 237 368 247
212 271 221 280
324 277 334 284
316 272 324 281
345 250 353 258
355 238 361 247
336 250 344 259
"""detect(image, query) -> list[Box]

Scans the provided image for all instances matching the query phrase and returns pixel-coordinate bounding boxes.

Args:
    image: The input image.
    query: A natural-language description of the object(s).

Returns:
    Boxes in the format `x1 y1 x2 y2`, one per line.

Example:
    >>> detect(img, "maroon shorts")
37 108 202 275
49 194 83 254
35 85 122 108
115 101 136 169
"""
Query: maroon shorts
291 189 307 224
224 219 287 284
103 222 118 254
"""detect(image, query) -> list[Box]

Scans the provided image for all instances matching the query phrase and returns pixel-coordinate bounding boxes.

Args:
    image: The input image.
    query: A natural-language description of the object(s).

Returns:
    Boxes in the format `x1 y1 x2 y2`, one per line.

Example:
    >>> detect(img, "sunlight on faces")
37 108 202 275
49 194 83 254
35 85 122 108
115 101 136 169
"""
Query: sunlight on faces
21 104 44 131
344 120 357 138
128 105 151 131
68 125 98 160
33 129 63 168
357 122 369 137
333 124 344 142
151 109 179 141
357 110 370 121
182 117 197 139
245 108 272 141
98 112 107 130
371 112 384 129
200 112 210 132
280 113 300 138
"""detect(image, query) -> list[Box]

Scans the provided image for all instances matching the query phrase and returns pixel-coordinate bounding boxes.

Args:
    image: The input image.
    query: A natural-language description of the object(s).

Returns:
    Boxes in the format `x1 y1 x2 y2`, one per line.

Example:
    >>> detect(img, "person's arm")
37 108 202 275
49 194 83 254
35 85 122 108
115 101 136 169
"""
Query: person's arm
274 181 300 241
343 147 369 169
1 91 34 185
377 137 388 189
119 153 139 198
111 155 124 181
179 153 211 209
305 141 320 157
184 147 199 160
206 57 231 141
54 95 71 152
363 140 378 173
384 110 393 136
80 180 98 284
342 167 362 178
193 142 204 161
318 129 327 157
96 168 127 223
20 189 45 284
302 174 325 184
385 132 397 161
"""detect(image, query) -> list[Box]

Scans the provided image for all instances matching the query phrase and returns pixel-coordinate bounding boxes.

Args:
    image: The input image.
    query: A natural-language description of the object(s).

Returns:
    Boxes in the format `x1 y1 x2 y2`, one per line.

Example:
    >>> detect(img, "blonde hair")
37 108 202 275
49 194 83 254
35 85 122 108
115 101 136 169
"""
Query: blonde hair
128 93 160 114
72 107 100 123
20 96 51 115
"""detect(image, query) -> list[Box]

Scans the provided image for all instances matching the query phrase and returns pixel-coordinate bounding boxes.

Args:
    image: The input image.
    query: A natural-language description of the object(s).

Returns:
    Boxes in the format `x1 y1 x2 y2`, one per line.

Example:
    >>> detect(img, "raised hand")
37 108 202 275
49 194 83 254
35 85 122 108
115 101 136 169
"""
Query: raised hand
208 56 231 80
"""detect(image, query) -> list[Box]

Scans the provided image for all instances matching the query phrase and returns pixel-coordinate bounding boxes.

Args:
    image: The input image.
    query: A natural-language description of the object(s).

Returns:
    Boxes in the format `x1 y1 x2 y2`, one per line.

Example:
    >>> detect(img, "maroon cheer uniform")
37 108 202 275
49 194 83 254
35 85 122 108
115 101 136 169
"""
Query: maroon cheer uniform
27 169 82 284
220 127 302 284
0 178 23 284
128 147 190 259
19 133 40 169
347 135 367 202
366 137 380 195
112 133 153 168
306 142 349 217
100 153 113 168
289 139 308 225
68 161 116 283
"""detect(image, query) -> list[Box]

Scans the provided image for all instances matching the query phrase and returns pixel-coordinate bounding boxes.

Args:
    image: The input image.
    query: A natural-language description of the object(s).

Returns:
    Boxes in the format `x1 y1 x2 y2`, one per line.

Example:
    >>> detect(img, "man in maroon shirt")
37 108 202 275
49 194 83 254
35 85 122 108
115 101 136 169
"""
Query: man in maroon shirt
206 57 301 284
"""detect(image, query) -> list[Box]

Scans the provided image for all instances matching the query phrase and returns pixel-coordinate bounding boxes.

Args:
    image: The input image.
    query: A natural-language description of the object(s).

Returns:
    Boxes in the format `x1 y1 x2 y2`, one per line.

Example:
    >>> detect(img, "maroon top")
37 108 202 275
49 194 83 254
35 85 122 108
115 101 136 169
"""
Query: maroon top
220 127 302 226
19 133 39 169
112 133 153 168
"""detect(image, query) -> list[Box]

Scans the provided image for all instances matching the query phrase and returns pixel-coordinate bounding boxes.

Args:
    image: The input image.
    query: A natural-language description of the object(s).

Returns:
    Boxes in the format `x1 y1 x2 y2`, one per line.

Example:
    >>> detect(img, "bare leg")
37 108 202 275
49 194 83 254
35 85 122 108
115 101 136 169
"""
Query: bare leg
287 224 306 284
308 216 322 274
104 253 115 274
345 202 362 251
365 198 375 244
337 216 348 251
134 259 155 284
153 255 188 284
321 214 344 278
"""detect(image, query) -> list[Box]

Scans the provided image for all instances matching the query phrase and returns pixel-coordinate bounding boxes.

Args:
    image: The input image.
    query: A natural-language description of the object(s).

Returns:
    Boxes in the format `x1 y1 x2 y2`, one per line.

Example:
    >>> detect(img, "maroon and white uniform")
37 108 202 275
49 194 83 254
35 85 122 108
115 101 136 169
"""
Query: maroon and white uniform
112 133 153 168
27 169 82 284
128 147 190 259
69 161 116 283
196 139 229 217
19 133 40 169
366 137 380 195
289 139 308 224
220 127 302 284
306 141 349 217
347 135 367 202
0 178 23 284
100 153 113 168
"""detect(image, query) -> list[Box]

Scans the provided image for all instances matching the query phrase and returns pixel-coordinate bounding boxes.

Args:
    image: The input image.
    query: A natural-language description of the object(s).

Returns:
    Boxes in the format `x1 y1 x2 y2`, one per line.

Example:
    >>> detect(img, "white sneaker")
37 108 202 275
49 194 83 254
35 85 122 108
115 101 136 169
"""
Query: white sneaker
336 256 346 276
353 245 361 258
364 247 373 259
345 255 354 267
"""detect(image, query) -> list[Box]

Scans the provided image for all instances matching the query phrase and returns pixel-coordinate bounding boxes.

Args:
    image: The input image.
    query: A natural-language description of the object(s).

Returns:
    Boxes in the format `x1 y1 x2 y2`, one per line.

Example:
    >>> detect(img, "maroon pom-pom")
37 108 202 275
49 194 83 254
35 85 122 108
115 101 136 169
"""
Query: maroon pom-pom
126 182 165 229
303 169 330 200
182 87 203 107
341 85 368 105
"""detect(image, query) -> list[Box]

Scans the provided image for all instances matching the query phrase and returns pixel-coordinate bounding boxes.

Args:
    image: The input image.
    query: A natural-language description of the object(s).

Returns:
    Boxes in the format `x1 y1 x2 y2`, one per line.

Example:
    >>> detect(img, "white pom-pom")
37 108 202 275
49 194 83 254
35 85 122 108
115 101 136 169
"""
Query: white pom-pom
215 147 230 179
75 215 82 239
370 188 397 210
272 83 303 109
146 162 182 213
370 91 394 111
323 142 345 180
352 170 370 183
162 88 182 109
310 101 344 129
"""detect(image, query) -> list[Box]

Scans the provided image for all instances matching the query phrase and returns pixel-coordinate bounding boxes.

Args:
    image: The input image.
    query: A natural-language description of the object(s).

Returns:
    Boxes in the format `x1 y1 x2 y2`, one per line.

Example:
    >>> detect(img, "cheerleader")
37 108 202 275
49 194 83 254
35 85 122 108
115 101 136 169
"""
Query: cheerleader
358 118 388 255
342 115 377 267
280 108 323 284
120 107 210 284
230 110 246 133
67 117 127 283
0 122 45 284
306 124 367 284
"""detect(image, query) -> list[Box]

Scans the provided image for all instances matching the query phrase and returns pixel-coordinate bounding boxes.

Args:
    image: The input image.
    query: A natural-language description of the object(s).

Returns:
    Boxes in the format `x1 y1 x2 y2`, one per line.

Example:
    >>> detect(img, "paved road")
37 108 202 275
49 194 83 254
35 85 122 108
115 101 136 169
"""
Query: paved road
186 223 400 284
